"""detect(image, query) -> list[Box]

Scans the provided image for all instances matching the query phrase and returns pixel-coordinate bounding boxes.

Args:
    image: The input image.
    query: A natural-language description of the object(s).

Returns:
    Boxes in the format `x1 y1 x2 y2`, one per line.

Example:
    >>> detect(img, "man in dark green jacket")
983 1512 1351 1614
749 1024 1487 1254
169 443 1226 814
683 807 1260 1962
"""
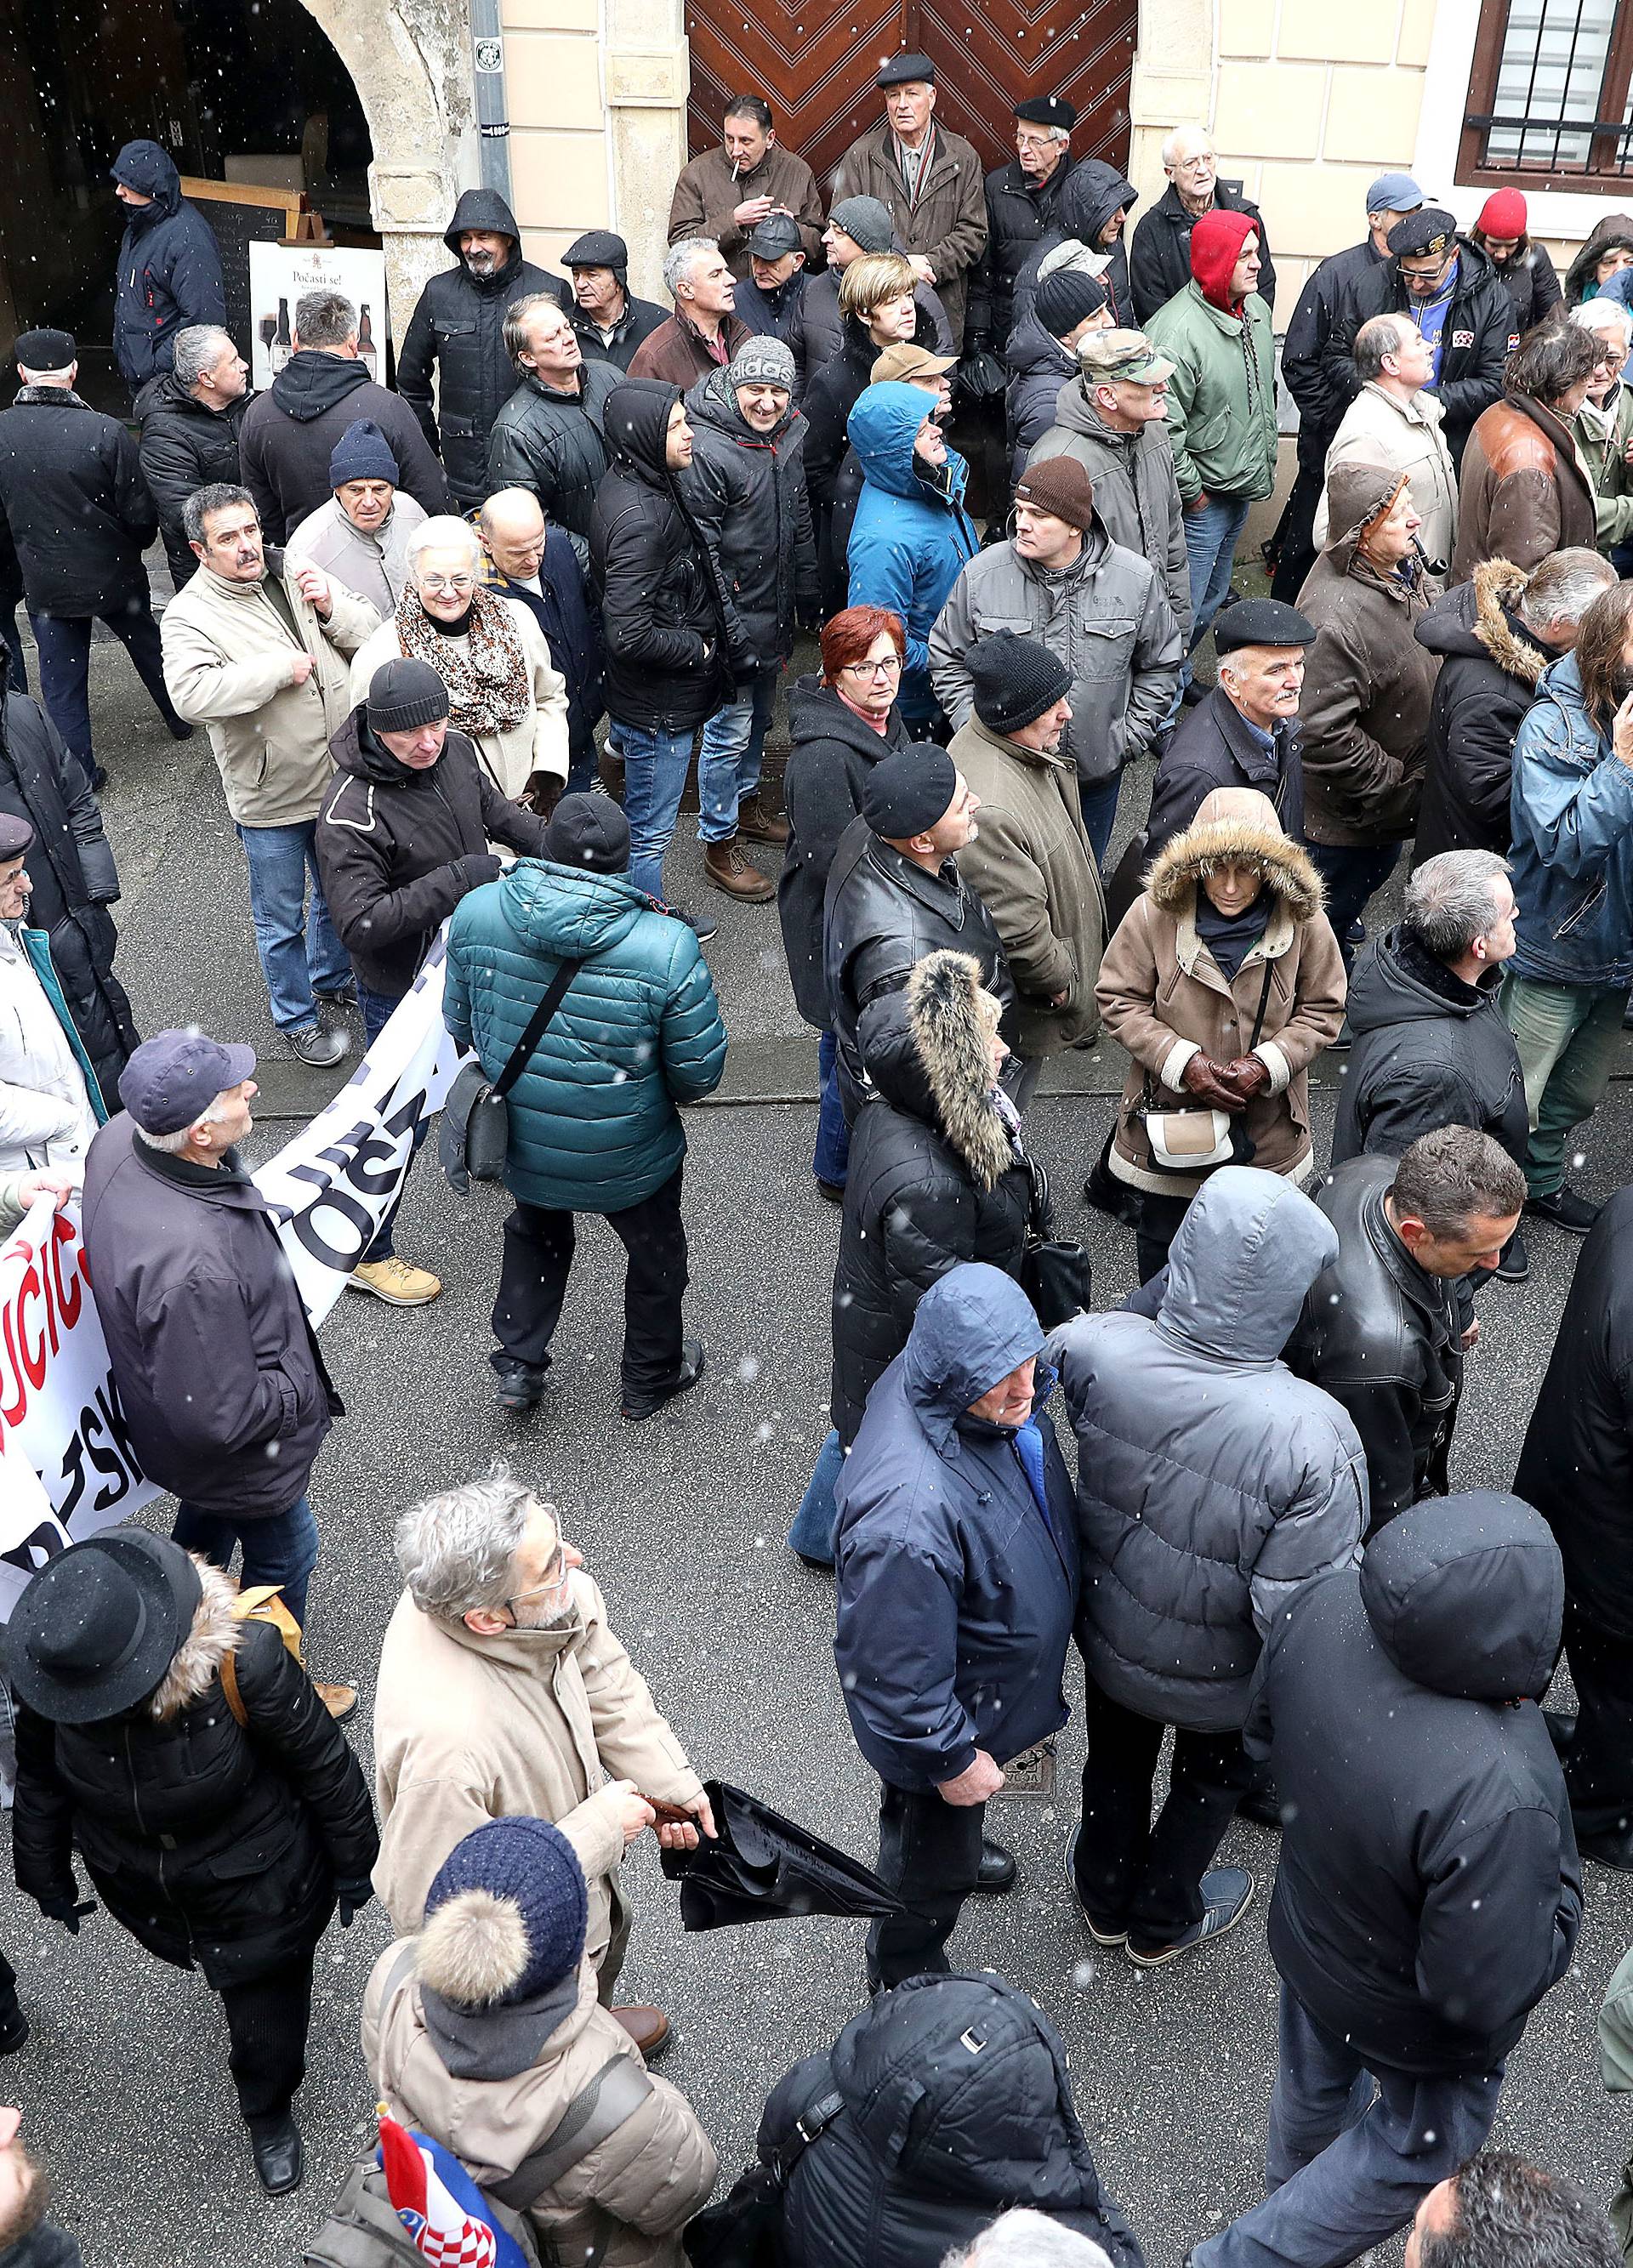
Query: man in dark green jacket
443 794 727 1420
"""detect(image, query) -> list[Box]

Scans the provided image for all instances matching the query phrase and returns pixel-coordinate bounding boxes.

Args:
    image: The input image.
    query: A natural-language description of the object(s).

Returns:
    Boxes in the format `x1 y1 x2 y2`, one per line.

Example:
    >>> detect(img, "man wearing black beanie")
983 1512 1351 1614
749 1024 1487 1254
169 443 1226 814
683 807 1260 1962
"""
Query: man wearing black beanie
1004 262 1113 477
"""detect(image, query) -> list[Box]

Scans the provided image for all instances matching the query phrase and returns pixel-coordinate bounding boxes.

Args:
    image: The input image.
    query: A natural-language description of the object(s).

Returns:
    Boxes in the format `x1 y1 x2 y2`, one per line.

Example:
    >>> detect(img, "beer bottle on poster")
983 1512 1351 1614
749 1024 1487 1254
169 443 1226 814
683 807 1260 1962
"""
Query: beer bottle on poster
358 304 377 378
271 298 293 374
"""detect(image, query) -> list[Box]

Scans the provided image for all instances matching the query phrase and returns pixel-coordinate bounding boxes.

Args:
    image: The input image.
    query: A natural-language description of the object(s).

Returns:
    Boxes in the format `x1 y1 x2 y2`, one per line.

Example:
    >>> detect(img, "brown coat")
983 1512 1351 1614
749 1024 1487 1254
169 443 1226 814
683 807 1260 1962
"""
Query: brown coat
948 715 1106 1056
627 310 754 389
1295 460 1441 847
1097 802 1346 1196
830 118 988 349
1451 392 1598 583
667 144 826 278
371 1573 703 1961
364 1948 717 2268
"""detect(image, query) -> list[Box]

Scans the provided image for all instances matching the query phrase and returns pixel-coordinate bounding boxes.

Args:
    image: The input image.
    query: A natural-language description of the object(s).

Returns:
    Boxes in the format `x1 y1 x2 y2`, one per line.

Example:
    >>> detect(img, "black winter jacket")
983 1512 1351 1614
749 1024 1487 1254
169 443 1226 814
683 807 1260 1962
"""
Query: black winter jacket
316 707 550 998
761 1973 1144 2268
833 980 1031 1443
482 537 605 760
1329 240 1512 466
569 293 668 374
1331 926 1526 1168
732 269 811 356
239 354 449 542
0 2221 83 2267
680 368 817 669
110 142 227 389
778 679 908 1028
79 1119 342 1517
1008 162 1139 337
1289 1157 1462 1535
0 389 156 618
1129 179 1277 324
1280 238 1386 465
0 693 137 1103
396 190 568 507
135 370 250 587
1004 313 1077 482
486 361 622 560
1516 1189 1633 1639
1249 1492 1579 2078
1143 686 1302 862
1490 242 1563 342
589 378 735 732
823 816 1018 1114
13 1591 378 1988
966 154 1077 350
1411 560 1550 867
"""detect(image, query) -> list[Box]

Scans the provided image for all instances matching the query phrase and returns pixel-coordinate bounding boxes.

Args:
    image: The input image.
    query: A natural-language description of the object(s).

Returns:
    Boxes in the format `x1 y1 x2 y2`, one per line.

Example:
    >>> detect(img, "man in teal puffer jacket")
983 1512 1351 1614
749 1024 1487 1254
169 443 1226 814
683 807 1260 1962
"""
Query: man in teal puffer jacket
443 793 727 1418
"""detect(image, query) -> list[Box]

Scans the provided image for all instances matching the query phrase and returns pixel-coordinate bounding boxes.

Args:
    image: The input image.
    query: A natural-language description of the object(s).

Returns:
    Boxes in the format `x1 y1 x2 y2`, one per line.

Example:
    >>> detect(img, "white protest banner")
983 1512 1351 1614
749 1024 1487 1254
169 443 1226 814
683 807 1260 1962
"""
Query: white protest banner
253 945 468 1326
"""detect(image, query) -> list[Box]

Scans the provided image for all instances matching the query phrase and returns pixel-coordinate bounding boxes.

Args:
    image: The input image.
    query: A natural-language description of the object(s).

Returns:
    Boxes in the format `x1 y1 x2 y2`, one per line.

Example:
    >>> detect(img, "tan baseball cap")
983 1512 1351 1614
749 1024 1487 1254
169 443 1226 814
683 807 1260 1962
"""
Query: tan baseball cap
1077 327 1175 384
869 342 958 384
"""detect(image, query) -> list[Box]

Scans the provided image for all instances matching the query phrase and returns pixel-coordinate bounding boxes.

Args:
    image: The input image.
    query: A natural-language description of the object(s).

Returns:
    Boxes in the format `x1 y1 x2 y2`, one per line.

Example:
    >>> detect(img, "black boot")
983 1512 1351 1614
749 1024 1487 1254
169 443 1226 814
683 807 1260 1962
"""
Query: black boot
248 2110 303 2195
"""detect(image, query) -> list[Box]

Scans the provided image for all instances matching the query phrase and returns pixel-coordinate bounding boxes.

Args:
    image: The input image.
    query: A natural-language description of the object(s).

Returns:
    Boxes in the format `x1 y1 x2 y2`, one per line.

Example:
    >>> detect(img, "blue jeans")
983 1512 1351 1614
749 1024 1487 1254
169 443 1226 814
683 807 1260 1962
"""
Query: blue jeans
1078 775 1123 870
788 1427 845 1563
171 1494 321 1631
30 600 185 772
1192 1983 1502 2268
615 720 697 901
698 675 777 844
236 820 352 1032
1180 495 1252 693
1302 841 1398 967
814 1030 851 1187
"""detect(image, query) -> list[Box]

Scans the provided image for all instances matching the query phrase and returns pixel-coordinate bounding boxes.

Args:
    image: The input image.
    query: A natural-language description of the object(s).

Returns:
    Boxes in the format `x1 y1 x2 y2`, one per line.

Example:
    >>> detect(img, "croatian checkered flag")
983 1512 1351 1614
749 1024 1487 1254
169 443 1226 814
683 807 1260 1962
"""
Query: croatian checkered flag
377 2111 532 2268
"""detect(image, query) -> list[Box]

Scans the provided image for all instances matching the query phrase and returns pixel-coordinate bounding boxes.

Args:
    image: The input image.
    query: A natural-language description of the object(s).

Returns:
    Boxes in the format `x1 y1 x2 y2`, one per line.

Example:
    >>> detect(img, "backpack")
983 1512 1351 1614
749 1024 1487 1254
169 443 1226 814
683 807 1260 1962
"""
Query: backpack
219 1584 304 1728
299 2156 544 2268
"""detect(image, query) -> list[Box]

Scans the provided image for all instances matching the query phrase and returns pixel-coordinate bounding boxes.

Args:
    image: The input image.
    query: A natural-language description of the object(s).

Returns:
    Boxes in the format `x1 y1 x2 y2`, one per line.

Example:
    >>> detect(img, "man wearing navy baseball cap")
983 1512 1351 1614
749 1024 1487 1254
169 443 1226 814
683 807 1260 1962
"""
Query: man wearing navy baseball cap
79 1025 356 1719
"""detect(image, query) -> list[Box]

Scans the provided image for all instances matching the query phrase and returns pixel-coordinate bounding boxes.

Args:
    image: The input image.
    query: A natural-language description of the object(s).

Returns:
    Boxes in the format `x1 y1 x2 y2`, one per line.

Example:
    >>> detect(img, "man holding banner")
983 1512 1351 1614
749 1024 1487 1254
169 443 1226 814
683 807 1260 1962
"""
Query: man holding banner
78 1028 356 1720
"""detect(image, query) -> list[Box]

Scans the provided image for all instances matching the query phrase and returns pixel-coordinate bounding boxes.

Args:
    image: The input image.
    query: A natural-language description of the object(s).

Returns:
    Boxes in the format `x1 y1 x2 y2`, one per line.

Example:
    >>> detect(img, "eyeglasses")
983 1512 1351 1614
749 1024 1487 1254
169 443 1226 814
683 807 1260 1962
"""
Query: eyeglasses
1016 134 1057 155
504 1555 573 1615
421 574 475 595
844 653 903 679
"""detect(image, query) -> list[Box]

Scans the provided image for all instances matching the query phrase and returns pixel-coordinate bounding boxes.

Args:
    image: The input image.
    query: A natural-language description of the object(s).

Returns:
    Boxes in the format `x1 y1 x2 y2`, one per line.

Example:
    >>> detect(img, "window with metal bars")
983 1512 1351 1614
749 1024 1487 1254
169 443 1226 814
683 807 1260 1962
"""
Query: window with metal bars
1460 0 1633 189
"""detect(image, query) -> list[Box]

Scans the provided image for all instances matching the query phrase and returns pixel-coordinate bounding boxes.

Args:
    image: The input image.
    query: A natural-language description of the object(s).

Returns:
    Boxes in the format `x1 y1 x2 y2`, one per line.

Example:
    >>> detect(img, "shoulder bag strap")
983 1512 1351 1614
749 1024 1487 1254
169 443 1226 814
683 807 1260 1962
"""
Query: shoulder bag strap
1246 958 1275 1052
492 958 583 1101
219 1646 248 1730
489 2055 656 2211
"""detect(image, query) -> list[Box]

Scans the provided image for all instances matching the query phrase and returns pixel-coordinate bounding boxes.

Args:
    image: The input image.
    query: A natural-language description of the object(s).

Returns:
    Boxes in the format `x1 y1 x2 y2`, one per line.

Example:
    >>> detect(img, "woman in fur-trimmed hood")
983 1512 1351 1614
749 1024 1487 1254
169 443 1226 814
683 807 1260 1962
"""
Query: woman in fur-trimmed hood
1096 787 1346 1281
9 1532 378 2191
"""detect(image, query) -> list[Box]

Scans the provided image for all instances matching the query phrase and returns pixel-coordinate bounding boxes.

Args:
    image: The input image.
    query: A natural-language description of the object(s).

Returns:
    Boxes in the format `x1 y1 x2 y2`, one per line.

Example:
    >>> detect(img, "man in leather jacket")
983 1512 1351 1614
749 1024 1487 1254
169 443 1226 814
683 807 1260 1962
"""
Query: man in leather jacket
1289 1126 1524 1533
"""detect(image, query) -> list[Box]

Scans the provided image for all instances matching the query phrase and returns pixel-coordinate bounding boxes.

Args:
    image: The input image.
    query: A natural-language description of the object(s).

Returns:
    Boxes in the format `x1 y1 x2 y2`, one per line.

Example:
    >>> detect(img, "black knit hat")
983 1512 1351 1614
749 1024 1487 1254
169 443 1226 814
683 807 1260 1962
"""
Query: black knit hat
544 792 630 874
367 657 450 733
1035 266 1109 336
862 743 959 839
966 631 1073 734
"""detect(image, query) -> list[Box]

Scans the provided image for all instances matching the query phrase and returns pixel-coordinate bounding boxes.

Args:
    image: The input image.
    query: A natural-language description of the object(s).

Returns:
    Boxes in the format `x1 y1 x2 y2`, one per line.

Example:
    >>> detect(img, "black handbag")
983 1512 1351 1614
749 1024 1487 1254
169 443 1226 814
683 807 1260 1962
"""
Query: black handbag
439 957 582 1195
658 1779 907 1930
955 345 1007 406
1019 1154 1094 1329
682 2086 844 2268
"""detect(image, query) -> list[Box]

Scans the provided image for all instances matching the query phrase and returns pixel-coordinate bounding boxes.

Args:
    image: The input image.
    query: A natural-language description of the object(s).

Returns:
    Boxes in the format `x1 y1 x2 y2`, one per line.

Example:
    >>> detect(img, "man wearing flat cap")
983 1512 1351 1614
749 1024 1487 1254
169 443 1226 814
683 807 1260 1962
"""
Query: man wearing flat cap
668 94 824 282
1143 597 1317 862
832 56 989 350
823 742 1021 1117
1329 206 1512 469
562 232 668 373
964 96 1079 363
79 1028 355 1721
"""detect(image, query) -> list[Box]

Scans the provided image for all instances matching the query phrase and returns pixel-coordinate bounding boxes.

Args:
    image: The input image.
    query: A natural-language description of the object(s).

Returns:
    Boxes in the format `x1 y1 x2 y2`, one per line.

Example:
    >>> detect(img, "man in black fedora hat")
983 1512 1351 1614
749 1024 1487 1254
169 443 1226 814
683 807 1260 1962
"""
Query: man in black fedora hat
9 1529 378 2194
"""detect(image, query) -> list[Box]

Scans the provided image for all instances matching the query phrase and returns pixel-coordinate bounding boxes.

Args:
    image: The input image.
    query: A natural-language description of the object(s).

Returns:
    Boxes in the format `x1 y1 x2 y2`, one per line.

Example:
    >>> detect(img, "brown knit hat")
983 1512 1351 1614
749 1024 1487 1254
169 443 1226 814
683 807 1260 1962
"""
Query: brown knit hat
1013 458 1096 532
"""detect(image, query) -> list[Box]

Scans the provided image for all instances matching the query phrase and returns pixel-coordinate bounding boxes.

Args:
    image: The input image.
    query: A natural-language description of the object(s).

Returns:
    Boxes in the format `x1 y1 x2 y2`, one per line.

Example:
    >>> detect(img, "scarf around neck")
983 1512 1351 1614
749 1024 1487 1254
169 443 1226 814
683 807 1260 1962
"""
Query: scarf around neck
394 584 532 736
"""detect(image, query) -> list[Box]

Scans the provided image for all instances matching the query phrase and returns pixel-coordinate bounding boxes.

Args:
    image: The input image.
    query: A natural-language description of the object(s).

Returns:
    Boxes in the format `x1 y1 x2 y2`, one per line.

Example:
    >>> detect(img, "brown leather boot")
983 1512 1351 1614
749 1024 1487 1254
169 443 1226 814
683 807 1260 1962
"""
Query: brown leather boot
703 837 775 901
737 793 790 844
613 2004 672 2059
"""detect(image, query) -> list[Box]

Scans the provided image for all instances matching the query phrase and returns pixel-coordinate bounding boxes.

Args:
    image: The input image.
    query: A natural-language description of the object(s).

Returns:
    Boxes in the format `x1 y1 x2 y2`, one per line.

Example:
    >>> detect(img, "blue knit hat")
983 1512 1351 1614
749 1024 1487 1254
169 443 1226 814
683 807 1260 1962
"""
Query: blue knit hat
328 418 400 489
418 1818 588 2007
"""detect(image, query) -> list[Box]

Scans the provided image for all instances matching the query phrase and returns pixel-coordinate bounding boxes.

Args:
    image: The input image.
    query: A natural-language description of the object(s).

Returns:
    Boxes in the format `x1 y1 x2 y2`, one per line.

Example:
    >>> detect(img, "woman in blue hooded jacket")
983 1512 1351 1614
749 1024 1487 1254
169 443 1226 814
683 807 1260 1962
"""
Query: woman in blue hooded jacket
845 383 977 732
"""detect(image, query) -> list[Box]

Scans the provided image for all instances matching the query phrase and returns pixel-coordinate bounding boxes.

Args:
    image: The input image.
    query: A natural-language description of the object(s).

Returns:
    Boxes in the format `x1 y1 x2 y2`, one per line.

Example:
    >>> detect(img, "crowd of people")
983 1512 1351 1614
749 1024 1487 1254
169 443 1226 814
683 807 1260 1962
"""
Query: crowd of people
1 82 1632 2268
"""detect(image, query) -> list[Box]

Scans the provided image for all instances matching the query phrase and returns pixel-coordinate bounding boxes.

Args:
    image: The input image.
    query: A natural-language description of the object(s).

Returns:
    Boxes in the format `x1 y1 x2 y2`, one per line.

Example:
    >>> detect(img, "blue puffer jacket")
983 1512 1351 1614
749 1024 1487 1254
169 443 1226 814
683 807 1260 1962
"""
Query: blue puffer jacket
846 383 978 724
1508 651 1633 988
442 861 727 1213
111 142 227 389
834 1264 1078 1794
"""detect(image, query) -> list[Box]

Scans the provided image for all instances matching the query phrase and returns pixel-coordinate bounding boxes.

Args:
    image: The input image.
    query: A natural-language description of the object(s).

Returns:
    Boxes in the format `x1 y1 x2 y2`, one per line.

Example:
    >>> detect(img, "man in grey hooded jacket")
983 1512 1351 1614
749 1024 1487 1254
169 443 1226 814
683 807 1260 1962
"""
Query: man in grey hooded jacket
1050 1168 1368 1966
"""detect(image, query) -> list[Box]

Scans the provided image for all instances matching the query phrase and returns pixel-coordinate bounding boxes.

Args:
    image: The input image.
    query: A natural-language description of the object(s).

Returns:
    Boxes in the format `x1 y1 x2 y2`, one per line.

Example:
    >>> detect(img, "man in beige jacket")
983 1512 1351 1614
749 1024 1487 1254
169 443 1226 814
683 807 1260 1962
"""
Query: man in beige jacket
161 479 378 1066
1314 314 1458 572
365 1816 716 2268
373 1469 714 2058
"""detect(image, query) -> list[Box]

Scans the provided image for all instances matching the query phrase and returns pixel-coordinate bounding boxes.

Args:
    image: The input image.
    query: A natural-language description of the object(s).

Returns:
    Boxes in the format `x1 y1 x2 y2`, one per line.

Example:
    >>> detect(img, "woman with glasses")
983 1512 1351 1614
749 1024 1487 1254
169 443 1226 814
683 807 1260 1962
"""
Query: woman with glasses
350 516 570 806
778 606 910 1200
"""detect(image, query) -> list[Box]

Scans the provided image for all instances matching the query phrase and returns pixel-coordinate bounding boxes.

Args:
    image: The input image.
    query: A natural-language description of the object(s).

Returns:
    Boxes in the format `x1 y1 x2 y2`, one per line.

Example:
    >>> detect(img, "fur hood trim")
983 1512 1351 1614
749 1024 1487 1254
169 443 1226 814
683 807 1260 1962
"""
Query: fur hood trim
906 951 1015 1191
146 1557 242 1720
417 1889 530 2007
1471 557 1547 688
1147 813 1324 922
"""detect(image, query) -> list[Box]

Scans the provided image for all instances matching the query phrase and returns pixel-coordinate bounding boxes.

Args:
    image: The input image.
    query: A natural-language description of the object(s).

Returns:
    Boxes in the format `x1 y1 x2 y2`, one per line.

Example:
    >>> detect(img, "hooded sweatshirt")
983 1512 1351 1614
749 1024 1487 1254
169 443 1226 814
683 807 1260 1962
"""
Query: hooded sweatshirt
1008 161 1139 337
1249 1491 1580 2076
110 140 227 388
1144 217 1277 504
239 353 449 540
846 383 978 720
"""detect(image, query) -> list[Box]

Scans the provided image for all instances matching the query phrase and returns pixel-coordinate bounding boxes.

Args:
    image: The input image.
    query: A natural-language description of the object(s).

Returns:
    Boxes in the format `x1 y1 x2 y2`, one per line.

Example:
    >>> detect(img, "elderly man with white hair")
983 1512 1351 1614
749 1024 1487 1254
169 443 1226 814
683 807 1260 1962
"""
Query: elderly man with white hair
161 480 378 1065
372 1466 715 2058
350 514 569 805
1570 298 1633 564
1314 312 1459 570
137 320 252 588
1128 126 1276 323
946 2214 1116 2268
628 237 753 389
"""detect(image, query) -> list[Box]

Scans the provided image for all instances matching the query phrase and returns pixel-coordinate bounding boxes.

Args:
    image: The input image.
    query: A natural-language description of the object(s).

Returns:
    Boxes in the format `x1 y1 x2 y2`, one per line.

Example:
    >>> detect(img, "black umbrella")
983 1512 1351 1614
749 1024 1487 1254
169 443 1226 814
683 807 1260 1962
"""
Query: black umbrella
657 1779 907 1931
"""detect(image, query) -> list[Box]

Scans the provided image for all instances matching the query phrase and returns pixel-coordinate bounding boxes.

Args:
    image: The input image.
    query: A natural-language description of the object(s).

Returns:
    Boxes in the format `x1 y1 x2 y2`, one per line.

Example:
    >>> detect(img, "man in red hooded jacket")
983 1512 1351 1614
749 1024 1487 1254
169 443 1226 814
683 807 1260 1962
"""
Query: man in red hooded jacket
1146 208 1279 683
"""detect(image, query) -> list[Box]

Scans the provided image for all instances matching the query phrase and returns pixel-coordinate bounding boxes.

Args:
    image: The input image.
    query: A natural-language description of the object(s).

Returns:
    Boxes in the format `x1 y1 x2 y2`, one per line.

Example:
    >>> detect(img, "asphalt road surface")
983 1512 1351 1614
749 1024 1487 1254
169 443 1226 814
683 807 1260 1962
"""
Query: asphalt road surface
9 636 1633 2268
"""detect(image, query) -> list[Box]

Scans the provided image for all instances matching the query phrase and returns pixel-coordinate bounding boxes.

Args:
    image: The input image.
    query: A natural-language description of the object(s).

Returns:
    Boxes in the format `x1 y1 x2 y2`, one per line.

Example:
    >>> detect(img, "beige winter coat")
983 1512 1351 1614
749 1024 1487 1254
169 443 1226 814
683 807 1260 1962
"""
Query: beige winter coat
829 117 988 350
1314 381 1459 571
364 1947 717 2268
161 558 378 827
1098 792 1346 1196
947 716 1106 1056
372 1571 704 1967
350 597 570 801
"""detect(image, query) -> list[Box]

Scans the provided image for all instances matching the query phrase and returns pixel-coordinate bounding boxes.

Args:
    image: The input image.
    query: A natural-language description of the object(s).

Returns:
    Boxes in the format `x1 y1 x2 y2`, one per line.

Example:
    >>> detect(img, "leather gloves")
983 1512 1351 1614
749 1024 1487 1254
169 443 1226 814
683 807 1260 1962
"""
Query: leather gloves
456 854 504 892
1222 1054 1272 1101
1180 1053 1245 1111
